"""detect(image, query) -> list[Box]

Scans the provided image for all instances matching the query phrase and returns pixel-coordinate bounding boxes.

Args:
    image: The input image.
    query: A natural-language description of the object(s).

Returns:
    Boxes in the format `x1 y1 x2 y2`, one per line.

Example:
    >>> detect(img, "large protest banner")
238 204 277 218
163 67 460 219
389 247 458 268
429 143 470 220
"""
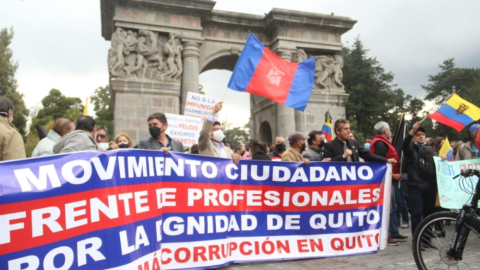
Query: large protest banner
184 92 221 121
165 113 202 147
434 157 480 209
0 151 391 270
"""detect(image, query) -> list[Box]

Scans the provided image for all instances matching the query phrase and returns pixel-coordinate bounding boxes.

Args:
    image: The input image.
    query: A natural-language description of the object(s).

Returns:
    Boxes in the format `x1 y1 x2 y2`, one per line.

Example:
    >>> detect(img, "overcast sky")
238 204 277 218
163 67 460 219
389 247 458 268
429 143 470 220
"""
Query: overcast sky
1 0 479 127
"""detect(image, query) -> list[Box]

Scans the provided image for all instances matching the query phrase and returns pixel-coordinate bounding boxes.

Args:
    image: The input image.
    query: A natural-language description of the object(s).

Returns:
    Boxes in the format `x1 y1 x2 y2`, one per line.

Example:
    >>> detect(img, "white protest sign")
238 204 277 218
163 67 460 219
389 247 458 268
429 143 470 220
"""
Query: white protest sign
184 92 221 121
165 113 202 147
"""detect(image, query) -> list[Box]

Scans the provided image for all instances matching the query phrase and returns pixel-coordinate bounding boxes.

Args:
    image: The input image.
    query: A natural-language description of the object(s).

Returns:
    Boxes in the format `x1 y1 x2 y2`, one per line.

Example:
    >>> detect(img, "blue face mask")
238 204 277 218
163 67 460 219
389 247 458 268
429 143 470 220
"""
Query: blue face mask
364 143 370 150
414 142 427 146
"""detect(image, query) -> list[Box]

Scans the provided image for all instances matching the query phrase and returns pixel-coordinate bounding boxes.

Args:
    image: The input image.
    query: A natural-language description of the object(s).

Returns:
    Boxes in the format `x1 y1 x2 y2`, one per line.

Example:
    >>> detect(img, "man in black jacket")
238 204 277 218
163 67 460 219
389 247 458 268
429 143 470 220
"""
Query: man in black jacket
402 122 437 237
324 119 397 163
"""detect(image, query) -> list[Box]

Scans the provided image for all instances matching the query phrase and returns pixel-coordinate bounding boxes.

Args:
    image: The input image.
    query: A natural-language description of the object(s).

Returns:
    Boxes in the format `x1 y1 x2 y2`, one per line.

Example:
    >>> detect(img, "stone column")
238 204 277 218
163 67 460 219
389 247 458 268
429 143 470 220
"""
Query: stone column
181 38 203 114
276 49 297 145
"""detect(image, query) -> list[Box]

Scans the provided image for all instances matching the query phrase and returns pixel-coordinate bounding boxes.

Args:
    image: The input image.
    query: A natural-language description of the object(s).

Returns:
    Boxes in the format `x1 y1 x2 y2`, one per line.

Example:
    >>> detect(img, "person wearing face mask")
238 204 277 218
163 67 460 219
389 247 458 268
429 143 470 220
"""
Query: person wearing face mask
370 121 407 246
281 132 311 165
95 125 111 151
402 121 438 240
138 113 184 153
364 136 373 151
268 136 286 161
32 117 75 157
112 133 133 149
0 96 25 161
324 119 397 163
302 130 327 161
53 116 98 154
198 102 240 164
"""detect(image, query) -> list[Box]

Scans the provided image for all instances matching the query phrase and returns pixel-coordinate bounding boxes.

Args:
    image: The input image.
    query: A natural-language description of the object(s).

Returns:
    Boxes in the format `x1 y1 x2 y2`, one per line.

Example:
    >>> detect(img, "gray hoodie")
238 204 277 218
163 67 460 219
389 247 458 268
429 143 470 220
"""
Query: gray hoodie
53 130 98 154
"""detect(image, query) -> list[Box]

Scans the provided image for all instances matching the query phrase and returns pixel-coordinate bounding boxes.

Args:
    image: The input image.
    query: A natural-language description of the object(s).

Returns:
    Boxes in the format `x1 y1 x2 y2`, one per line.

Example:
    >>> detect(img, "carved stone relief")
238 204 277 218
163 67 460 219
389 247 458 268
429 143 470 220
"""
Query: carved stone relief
293 49 345 92
108 27 183 82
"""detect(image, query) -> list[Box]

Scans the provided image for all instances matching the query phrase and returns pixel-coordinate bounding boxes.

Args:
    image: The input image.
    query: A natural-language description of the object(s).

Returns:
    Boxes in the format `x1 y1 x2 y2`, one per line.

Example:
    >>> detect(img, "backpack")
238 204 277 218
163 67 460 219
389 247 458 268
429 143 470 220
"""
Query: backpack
417 146 437 181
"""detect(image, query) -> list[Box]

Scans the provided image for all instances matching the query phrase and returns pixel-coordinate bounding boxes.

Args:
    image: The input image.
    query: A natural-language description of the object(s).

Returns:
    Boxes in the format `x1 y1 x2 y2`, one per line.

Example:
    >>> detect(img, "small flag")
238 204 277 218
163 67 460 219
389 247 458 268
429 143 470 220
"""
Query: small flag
83 97 89 116
439 136 455 161
228 34 315 111
428 93 480 132
321 110 333 141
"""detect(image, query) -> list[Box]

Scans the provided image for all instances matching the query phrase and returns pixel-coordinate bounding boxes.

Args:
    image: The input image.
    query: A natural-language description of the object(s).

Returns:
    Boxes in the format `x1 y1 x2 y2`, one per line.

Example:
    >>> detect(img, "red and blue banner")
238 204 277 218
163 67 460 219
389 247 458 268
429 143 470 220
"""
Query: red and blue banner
0 151 391 270
228 34 315 111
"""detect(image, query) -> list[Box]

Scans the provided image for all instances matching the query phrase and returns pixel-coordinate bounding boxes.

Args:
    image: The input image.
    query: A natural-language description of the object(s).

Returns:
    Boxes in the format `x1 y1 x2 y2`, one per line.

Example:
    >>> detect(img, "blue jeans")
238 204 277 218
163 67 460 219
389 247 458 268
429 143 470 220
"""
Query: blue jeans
389 184 400 237
394 181 409 223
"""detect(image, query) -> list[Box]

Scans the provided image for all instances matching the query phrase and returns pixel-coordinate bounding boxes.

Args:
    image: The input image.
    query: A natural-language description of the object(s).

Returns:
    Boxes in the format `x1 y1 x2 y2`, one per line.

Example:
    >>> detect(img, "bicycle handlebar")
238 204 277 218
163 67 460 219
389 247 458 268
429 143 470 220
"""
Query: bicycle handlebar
453 169 480 179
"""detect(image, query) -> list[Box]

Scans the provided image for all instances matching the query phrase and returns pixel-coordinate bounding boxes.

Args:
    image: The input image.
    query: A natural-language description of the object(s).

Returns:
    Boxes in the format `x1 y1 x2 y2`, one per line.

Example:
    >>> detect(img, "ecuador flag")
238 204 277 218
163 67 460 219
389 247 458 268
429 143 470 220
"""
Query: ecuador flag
428 93 480 132
321 110 333 142
439 136 455 161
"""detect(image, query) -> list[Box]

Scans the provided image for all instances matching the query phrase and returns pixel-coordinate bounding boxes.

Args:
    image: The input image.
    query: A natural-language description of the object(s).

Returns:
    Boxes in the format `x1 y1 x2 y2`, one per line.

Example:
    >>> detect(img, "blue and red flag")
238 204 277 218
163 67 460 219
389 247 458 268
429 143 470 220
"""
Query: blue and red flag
228 34 315 111
321 110 333 141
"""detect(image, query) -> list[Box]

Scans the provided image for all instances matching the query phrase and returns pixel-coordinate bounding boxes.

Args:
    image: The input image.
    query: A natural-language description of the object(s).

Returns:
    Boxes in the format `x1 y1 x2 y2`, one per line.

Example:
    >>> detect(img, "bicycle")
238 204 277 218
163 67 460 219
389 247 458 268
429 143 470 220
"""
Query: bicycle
413 169 480 270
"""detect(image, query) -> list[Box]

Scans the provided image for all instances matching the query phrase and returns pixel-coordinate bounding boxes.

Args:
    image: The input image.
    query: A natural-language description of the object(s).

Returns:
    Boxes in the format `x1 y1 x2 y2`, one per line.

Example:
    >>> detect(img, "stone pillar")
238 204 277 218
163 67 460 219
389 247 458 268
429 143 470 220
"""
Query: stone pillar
181 38 203 114
276 50 297 145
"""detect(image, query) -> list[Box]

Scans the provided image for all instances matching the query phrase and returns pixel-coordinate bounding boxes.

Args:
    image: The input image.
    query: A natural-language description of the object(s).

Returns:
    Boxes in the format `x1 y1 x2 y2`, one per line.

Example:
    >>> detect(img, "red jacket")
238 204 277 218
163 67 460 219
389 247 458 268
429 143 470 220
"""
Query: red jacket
369 134 400 174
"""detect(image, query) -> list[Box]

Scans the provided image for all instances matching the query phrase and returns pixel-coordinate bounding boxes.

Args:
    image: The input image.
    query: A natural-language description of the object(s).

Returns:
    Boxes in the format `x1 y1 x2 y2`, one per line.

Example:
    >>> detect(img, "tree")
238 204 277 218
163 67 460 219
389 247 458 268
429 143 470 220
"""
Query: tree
222 119 250 149
0 27 29 137
342 37 412 139
90 85 114 139
30 89 83 135
422 59 480 141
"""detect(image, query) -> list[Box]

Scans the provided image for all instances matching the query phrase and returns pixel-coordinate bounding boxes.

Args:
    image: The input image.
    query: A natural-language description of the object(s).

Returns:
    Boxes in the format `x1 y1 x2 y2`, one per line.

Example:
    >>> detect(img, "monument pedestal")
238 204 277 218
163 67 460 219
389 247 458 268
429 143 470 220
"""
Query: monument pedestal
110 78 181 145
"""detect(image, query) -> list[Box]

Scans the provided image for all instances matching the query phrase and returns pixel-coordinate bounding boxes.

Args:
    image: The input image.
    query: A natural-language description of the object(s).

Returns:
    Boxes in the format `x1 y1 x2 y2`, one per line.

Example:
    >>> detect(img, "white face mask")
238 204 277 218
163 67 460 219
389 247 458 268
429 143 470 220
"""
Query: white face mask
98 142 110 150
213 130 225 142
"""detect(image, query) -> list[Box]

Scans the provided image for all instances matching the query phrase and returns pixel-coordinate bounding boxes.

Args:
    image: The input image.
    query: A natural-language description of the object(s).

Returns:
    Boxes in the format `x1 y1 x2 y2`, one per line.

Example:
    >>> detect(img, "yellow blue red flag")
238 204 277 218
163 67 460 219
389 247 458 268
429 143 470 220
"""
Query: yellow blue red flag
428 93 480 132
321 110 333 141
439 136 454 161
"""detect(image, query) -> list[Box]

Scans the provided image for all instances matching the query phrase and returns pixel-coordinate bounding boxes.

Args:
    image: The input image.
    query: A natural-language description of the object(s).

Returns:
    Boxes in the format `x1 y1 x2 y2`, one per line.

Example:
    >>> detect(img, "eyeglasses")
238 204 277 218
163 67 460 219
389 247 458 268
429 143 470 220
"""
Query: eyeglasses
98 134 107 139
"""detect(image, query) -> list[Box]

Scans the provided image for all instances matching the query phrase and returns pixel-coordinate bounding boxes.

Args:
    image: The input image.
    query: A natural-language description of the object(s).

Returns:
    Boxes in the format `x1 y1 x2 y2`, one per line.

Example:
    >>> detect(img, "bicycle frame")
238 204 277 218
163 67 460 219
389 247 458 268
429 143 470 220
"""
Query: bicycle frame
446 169 480 260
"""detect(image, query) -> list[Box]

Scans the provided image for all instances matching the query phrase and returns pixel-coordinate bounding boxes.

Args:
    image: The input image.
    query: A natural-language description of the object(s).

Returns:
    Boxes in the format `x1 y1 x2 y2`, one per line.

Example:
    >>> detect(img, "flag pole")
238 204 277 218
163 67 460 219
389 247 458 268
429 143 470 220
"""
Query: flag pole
221 88 229 101
419 91 456 123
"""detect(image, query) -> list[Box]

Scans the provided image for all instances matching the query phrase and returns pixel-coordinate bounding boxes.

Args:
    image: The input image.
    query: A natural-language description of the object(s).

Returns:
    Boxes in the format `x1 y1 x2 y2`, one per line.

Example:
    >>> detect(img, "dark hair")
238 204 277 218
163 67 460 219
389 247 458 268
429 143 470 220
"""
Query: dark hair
213 121 221 127
53 118 73 134
234 144 244 152
366 136 374 140
0 96 14 116
96 125 108 134
75 116 96 132
334 119 350 135
307 130 324 146
433 136 444 152
147 113 167 124
190 144 199 154
250 139 267 154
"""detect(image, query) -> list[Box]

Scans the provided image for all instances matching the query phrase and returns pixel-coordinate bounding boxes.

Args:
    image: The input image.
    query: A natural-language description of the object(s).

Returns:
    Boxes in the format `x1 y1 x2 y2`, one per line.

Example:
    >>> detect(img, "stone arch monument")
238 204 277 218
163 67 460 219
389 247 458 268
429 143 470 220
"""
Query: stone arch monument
101 0 356 145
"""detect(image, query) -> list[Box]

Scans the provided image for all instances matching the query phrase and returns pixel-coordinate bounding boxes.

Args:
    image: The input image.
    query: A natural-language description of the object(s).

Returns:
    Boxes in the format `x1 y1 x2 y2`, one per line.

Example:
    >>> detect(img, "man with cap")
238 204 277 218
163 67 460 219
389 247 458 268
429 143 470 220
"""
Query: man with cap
0 96 25 161
402 122 437 238
323 119 397 163
281 132 311 165
456 124 480 160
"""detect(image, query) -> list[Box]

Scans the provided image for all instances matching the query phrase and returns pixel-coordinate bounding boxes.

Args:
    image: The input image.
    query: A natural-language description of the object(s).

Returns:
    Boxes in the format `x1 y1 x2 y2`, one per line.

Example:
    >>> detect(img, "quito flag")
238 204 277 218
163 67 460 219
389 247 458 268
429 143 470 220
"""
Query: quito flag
427 93 480 132
439 136 455 161
321 110 333 141
228 34 315 111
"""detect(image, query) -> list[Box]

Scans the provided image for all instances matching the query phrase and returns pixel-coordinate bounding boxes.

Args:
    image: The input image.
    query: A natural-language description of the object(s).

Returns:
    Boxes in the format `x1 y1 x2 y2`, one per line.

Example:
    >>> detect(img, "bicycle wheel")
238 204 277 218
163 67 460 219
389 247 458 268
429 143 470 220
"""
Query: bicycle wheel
412 211 480 270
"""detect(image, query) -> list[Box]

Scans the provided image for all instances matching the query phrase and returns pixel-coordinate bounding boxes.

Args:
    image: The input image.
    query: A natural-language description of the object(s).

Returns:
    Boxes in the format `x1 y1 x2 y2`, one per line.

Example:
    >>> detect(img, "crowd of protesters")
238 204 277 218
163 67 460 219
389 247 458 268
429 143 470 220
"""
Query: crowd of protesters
1 96 480 248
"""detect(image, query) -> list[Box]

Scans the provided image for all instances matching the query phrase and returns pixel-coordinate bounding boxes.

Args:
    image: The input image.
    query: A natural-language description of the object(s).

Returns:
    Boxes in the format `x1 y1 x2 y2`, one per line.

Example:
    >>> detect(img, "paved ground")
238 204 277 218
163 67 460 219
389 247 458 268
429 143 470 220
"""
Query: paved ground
220 226 418 270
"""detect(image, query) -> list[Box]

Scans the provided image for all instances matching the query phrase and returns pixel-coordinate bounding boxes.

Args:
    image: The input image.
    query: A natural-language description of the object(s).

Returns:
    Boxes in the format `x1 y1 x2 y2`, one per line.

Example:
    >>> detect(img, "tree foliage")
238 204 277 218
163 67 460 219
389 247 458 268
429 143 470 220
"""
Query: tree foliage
222 119 250 149
90 85 114 139
0 27 29 137
342 37 419 141
422 59 480 141
30 89 83 135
